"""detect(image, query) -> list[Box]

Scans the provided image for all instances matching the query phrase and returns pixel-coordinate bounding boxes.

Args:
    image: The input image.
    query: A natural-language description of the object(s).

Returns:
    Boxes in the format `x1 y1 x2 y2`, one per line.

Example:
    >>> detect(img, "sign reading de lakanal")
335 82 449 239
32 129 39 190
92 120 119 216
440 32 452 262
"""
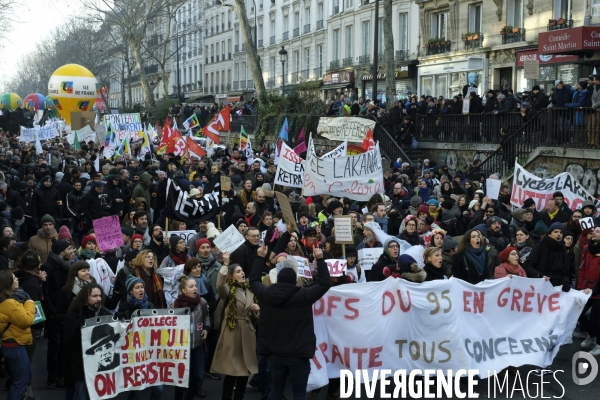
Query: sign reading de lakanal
92 215 124 252
82 311 191 400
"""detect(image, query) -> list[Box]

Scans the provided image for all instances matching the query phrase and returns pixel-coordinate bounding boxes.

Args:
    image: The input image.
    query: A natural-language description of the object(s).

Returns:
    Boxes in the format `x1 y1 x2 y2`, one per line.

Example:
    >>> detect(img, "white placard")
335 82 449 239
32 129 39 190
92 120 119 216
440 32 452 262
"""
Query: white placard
486 178 502 200
317 117 376 142
579 217 595 231
321 141 347 159
357 248 383 271
292 255 312 279
169 230 198 243
325 259 347 277
274 142 305 188
333 215 354 244
213 224 245 254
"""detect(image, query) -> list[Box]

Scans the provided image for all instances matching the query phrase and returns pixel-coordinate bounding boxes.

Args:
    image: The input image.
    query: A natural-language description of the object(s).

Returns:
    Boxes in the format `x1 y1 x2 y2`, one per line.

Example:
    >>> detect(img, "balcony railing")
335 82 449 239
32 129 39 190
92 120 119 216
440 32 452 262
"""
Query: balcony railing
283 31 289 40
258 39 263 47
314 67 323 77
233 81 239 89
395 50 409 61
425 41 451 55
501 29 526 44
342 57 353 66
292 72 298 82
301 69 309 79
359 55 370 64
235 44 239 52
463 36 483 51
270 35 275 44
548 19 573 31
293 28 299 37
304 24 310 33
267 78 275 88
317 20 324 30
330 60 340 69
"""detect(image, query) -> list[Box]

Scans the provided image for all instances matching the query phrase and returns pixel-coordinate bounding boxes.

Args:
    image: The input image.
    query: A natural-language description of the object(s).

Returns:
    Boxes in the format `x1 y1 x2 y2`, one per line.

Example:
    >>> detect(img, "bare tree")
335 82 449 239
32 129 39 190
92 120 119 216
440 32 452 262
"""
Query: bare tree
383 0 396 104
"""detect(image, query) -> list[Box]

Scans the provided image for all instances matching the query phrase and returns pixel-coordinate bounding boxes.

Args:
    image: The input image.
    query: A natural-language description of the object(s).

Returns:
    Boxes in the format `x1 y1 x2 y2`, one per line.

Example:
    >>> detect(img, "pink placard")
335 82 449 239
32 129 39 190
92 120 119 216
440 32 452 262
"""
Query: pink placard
92 215 125 252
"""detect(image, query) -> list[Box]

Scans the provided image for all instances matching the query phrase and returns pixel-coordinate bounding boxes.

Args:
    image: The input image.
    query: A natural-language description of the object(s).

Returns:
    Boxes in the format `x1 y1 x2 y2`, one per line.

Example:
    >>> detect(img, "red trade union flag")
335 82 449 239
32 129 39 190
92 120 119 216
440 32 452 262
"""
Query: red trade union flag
361 128 375 152
186 136 206 158
167 129 187 156
201 105 231 144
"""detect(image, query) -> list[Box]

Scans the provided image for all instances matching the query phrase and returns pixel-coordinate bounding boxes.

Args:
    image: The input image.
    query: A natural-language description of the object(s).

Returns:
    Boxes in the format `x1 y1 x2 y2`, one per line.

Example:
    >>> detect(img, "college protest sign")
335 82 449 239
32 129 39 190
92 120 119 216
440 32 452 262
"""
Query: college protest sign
274 142 305 188
104 113 143 142
82 309 191 399
306 276 588 391
317 117 376 142
304 135 384 201
511 161 600 213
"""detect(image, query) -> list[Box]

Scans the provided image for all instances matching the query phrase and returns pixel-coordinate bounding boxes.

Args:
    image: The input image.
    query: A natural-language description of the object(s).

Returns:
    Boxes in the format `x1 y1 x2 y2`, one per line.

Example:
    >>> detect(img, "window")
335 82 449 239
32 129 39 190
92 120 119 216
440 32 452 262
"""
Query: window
398 13 408 50
294 12 300 29
553 0 571 20
594 0 600 16
430 12 448 39
258 24 263 41
507 0 523 28
305 8 310 23
468 3 482 33
294 51 300 72
333 29 340 60
271 21 275 36
345 26 352 58
318 44 323 69
318 3 324 20
284 16 288 30
235 64 239 80
270 57 276 78
362 21 370 56
304 48 310 69
345 0 353 9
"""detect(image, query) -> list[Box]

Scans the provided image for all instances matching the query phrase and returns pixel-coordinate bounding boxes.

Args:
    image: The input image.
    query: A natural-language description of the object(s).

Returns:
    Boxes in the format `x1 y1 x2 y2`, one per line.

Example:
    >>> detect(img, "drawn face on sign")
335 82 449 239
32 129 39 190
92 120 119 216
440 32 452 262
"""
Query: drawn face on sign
95 341 117 370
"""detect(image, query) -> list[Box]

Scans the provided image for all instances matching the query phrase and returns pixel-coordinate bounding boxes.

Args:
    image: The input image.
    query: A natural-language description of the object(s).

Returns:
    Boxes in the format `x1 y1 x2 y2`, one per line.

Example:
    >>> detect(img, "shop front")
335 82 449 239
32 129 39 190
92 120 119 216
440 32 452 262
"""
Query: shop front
515 48 579 93
322 71 355 101
417 57 485 98
359 64 417 102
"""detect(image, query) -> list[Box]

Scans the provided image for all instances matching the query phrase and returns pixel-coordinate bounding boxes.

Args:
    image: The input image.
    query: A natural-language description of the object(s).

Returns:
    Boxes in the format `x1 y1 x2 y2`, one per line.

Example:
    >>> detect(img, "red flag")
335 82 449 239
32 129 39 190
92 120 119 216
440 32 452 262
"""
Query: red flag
186 136 206 158
361 128 376 152
158 118 171 153
167 129 187 156
201 105 231 144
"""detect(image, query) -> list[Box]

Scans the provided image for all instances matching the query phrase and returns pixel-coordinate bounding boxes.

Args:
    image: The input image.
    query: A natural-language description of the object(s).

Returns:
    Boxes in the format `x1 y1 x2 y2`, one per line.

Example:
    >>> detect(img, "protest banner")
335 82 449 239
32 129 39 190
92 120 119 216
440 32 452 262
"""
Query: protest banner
19 126 36 142
38 124 58 140
77 124 96 143
82 309 190 400
169 230 197 243
333 215 354 244
104 113 143 141
486 178 501 200
92 215 124 252
213 224 245 254
321 141 348 159
155 264 186 307
304 135 384 201
357 248 383 271
325 259 347 277
306 276 589 391
274 191 299 232
292 256 312 279
274 142 305 188
317 117 376 142
511 161 600 213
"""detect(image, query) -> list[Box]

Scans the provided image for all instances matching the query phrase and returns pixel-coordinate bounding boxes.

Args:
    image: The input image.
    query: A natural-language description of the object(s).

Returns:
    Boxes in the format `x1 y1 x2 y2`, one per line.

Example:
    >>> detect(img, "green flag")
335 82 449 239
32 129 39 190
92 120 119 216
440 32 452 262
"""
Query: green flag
73 131 81 152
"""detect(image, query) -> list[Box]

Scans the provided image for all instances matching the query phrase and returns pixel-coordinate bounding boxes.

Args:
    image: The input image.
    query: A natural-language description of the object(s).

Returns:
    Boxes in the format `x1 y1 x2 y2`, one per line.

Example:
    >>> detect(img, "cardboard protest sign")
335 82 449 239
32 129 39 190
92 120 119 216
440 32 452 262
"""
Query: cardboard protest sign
104 113 143 141
92 216 124 252
213 224 245 254
71 111 97 131
292 256 312 279
274 191 299 232
77 124 96 143
333 215 354 244
357 248 383 271
274 142 305 188
325 259 347 277
304 134 384 201
82 310 191 399
220 176 231 191
306 277 589 391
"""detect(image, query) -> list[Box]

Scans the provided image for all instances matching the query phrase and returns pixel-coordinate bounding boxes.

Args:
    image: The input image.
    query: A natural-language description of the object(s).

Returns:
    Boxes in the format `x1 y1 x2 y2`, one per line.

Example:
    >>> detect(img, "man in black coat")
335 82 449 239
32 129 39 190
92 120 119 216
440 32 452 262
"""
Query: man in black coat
31 175 63 227
230 226 260 276
81 181 111 223
104 175 125 217
540 199 570 227
523 222 571 291
369 238 400 282
249 244 330 400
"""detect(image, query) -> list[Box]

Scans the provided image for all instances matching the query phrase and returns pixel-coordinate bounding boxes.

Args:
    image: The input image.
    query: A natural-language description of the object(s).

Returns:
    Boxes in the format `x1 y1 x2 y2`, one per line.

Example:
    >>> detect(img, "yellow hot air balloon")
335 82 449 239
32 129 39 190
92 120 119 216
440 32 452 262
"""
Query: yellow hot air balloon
47 64 98 125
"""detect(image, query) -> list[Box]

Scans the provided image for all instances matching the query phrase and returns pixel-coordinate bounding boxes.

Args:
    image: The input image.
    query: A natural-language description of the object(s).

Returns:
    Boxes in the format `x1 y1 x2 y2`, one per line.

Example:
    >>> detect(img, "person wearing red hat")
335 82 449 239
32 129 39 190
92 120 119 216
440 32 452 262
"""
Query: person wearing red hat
130 234 144 251
495 246 527 279
78 235 99 260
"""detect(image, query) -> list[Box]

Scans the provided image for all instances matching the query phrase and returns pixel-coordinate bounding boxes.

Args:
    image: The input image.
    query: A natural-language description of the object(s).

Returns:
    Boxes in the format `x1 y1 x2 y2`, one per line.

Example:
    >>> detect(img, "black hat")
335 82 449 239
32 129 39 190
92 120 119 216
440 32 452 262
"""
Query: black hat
304 227 317 237
522 198 536 208
297 212 310 221
85 325 121 355
326 200 343 214
346 246 358 257
580 81 589 90
532 85 541 91
124 249 140 262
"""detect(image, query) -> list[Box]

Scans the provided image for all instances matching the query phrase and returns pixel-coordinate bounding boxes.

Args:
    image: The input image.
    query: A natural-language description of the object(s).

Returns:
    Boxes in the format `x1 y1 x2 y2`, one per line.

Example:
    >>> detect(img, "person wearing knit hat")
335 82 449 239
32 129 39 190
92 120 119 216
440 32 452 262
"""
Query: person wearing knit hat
345 246 364 282
130 234 144 250
159 234 190 268
417 204 430 218
41 214 56 226
522 198 536 209
29 213 59 263
121 226 134 239
495 246 527 279
326 200 344 215
51 239 72 256
124 274 145 294
468 200 480 211
58 225 72 240
410 196 422 210
382 254 427 282
79 235 99 260
196 238 211 252
206 222 220 240
442 236 459 252
548 222 564 235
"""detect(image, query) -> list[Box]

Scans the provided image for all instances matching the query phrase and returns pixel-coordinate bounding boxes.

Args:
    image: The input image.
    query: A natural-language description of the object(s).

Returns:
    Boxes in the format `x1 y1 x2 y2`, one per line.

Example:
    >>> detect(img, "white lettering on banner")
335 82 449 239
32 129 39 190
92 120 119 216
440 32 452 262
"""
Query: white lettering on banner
321 141 348 159
104 113 143 141
357 248 383 271
293 256 312 279
317 117 376 142
511 162 600 213
325 259 347 277
274 142 305 188
306 277 589 391
82 312 191 400
304 134 384 201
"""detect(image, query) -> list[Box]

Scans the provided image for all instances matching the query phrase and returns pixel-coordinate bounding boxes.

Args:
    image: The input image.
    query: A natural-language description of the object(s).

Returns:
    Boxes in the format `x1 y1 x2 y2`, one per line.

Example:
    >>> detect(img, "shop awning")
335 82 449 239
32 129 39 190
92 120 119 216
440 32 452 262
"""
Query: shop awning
322 83 354 90
227 96 241 103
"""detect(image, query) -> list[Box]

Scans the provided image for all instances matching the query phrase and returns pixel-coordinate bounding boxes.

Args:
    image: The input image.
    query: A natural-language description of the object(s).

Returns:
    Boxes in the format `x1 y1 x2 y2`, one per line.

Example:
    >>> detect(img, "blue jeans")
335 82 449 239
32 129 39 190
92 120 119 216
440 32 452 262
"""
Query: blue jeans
2 345 32 400
127 385 164 400
175 345 205 400
268 356 310 400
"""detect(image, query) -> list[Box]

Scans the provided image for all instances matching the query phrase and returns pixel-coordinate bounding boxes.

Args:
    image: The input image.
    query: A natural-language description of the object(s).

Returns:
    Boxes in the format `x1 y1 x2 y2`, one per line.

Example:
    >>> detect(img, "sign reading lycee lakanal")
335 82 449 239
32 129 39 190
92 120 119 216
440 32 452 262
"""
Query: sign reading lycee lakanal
82 310 191 399
92 215 124 253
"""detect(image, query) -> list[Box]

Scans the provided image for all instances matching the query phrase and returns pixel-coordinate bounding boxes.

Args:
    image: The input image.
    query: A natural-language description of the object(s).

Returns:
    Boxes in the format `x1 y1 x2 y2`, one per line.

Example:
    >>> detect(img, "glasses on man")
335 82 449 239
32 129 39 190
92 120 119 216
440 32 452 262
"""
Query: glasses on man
248 234 260 238
388 244 400 249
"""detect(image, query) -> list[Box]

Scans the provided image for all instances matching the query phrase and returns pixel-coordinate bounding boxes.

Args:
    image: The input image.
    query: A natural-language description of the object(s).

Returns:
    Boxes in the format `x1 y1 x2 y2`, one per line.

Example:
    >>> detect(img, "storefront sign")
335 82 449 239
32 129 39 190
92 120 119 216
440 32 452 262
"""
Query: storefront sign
516 49 578 66
323 71 354 85
361 67 409 81
538 26 600 54
418 59 482 76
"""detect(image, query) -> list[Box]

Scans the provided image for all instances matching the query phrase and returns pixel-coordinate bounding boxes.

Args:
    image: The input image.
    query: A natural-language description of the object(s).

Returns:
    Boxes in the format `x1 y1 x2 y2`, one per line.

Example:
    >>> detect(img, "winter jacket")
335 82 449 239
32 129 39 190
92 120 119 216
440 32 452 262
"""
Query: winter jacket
551 85 574 107
104 181 125 216
249 255 331 358
230 240 259 276
28 228 58 263
452 246 499 284
523 236 571 287
566 89 589 108
0 297 35 346
577 242 600 299
31 185 63 223
40 252 71 317
66 188 85 218
592 85 600 110
131 173 152 207
81 189 109 221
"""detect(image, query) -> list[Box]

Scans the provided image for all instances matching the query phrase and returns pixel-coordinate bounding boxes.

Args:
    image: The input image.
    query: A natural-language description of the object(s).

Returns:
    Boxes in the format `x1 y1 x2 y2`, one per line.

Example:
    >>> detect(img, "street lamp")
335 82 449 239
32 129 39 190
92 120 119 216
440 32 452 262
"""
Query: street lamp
279 46 288 94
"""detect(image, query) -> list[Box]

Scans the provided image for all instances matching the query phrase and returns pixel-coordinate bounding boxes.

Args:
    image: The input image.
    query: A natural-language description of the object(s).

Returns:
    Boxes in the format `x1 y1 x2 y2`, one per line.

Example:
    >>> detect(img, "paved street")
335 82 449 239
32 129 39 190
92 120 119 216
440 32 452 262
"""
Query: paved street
17 332 600 400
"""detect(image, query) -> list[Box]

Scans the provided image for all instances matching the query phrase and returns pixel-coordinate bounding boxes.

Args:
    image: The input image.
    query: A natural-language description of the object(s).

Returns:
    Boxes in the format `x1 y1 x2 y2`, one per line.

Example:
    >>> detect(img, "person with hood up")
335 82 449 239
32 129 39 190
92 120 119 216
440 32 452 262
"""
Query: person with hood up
131 172 152 211
523 222 572 292
249 243 330 400
104 175 125 216
357 224 382 251
383 254 427 282
369 238 402 282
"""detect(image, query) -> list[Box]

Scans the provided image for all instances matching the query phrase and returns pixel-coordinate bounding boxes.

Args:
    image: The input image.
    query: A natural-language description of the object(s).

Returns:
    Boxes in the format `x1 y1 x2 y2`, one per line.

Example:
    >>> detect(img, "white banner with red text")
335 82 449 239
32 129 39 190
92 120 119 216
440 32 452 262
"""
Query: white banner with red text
82 309 191 399
511 161 600 213
306 276 588 391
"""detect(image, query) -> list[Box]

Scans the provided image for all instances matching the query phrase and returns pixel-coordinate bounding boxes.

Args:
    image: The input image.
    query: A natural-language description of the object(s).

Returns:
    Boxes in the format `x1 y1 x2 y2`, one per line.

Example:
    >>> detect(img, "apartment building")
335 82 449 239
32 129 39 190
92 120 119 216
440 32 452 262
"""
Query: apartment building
202 4 235 103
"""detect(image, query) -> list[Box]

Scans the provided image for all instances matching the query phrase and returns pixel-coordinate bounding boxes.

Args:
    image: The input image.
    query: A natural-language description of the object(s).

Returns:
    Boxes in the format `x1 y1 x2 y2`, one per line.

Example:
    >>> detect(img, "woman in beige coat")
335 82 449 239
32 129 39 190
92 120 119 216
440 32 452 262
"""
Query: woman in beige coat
210 252 259 400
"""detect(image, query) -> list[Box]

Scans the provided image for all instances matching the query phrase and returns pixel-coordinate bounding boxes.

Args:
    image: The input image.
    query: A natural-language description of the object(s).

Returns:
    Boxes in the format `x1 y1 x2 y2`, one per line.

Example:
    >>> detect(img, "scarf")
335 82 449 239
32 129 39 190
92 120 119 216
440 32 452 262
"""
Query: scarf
301 238 316 253
373 215 389 234
134 268 165 309
175 293 201 309
72 277 90 295
79 248 97 260
10 288 31 304
588 240 600 256
579 232 591 251
418 187 430 202
499 262 527 277
197 253 218 270
400 230 421 246
547 208 559 221
191 275 209 296
226 279 253 331
465 246 486 276
170 251 190 266
127 292 150 309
